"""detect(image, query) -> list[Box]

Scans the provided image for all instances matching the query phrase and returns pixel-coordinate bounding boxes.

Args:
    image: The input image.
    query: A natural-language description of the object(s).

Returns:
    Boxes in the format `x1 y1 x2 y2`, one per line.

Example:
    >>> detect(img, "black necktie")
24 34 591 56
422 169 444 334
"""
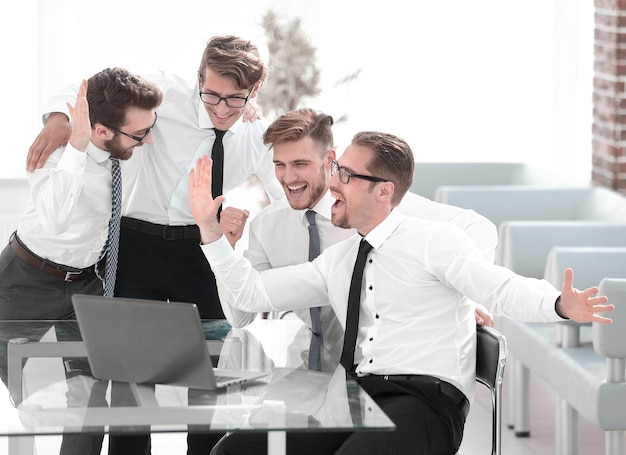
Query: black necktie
305 210 322 371
340 238 373 374
211 128 226 218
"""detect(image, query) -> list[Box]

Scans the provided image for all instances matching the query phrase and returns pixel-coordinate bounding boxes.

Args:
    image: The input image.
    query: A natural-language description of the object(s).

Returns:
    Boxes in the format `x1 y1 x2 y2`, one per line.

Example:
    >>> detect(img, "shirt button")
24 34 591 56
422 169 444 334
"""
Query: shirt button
368 259 373 263
375 314 380 319
369 337 374 341
369 359 373 363
369 285 373 290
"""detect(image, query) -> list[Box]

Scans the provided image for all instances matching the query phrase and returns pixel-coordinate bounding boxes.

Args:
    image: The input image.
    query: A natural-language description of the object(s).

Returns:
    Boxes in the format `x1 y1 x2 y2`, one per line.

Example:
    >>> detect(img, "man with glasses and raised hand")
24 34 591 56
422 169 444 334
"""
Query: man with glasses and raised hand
190 130 613 455
0 67 162 455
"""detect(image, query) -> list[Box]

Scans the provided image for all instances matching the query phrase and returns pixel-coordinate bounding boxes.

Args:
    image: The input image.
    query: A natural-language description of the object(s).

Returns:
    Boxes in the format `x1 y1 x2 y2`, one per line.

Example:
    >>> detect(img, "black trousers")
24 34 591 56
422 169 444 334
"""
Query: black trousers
216 375 467 455
108 222 225 455
114 221 224 318
0 240 105 455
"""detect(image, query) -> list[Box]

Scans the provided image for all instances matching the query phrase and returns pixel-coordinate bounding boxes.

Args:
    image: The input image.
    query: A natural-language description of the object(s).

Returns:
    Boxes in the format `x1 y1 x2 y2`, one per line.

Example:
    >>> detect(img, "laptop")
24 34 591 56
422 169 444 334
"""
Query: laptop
71 294 267 390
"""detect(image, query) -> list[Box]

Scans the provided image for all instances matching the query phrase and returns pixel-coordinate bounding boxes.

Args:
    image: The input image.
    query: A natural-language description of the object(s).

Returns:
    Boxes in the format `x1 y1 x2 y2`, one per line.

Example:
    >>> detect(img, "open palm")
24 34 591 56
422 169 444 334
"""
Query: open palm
189 155 225 240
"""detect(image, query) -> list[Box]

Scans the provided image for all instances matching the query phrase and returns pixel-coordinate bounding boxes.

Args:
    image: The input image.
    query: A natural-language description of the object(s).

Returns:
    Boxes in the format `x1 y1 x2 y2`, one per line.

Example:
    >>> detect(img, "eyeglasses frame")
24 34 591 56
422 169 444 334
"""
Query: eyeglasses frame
198 85 255 108
331 160 388 184
101 112 158 144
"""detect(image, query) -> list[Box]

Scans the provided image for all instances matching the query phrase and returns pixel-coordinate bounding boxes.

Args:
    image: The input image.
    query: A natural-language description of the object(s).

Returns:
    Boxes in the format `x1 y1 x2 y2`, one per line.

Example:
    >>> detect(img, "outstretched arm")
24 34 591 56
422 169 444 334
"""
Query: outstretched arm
557 268 613 324
189 155 226 244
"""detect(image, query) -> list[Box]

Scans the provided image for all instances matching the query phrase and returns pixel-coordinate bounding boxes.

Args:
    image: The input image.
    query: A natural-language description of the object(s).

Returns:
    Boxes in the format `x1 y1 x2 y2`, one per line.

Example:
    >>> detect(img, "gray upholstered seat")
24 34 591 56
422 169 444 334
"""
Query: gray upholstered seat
410 162 555 200
547 278 626 455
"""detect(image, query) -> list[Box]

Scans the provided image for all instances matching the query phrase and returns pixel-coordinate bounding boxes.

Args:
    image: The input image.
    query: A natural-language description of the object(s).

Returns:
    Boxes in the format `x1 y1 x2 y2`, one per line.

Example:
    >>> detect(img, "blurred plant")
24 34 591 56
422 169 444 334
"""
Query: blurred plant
258 10 360 122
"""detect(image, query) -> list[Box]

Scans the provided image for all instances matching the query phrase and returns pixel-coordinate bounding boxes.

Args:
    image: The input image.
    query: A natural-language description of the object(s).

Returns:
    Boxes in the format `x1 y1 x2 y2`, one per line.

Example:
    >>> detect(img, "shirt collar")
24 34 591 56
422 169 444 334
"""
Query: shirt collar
85 142 111 164
196 97 242 134
362 208 407 250
298 190 336 225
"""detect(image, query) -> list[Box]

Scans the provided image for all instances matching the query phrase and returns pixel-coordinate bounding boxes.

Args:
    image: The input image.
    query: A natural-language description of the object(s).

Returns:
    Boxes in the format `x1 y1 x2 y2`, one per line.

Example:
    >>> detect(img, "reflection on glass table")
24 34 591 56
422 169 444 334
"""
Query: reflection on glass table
0 318 394 455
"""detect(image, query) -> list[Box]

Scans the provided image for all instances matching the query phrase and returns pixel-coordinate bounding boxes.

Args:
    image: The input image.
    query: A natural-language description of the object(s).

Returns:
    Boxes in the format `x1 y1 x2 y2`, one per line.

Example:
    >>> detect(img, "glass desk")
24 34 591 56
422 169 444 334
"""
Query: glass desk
0 318 394 454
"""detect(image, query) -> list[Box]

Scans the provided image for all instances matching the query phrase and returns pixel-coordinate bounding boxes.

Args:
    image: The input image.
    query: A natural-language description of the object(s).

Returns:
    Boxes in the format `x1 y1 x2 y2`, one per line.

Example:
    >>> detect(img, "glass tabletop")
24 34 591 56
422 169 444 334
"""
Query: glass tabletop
0 318 394 438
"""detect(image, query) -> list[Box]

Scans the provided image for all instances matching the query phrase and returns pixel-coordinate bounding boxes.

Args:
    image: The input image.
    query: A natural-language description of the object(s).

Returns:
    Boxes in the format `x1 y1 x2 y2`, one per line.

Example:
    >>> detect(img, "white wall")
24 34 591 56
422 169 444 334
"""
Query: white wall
0 0 593 182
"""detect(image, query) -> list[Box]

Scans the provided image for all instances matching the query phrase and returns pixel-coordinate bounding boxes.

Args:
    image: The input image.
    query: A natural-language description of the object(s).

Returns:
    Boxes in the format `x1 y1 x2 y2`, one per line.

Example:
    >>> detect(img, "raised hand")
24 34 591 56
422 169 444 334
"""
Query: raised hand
557 268 614 324
67 80 90 152
189 155 225 244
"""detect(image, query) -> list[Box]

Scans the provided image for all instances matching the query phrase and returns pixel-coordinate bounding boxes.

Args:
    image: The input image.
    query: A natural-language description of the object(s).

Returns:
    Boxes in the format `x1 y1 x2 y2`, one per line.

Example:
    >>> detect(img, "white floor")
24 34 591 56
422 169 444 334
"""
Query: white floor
0 368 612 455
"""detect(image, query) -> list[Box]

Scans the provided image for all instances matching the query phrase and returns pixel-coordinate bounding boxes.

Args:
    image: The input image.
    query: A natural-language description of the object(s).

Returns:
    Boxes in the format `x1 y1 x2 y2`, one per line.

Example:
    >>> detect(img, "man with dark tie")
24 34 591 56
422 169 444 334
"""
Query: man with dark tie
0 67 162 455
26 35 284 455
189 131 613 455
219 108 497 371
27 35 284 321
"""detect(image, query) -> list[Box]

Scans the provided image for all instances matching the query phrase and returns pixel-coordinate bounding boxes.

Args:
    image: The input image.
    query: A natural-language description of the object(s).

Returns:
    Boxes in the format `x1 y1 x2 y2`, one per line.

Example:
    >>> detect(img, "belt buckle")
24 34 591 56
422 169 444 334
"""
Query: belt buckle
64 270 82 282
162 225 177 240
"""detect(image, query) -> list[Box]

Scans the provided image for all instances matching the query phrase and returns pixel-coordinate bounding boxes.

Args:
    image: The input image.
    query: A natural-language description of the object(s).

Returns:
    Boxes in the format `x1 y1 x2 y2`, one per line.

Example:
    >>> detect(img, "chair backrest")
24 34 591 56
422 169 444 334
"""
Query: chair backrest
544 246 626 290
496 221 626 278
475 325 507 455
594 278 626 360
435 186 590 226
410 162 555 200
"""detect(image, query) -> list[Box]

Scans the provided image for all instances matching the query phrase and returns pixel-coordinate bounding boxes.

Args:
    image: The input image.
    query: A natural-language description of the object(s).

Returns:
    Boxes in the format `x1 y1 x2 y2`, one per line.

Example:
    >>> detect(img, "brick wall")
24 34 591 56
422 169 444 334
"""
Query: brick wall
593 0 626 192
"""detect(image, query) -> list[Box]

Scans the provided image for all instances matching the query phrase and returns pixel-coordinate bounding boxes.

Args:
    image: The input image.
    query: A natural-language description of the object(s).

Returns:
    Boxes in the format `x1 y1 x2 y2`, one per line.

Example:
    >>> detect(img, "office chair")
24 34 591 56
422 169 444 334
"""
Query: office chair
475 325 508 455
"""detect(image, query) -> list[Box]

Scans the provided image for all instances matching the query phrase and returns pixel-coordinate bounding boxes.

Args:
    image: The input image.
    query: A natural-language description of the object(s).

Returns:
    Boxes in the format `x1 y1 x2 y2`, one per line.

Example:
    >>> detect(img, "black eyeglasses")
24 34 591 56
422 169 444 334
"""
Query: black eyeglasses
199 86 254 108
331 160 388 184
102 112 158 144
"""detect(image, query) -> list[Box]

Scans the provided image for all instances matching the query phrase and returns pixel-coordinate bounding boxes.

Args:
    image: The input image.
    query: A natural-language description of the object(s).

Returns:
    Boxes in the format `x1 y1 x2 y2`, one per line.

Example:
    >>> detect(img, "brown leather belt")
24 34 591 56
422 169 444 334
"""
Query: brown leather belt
9 233 98 282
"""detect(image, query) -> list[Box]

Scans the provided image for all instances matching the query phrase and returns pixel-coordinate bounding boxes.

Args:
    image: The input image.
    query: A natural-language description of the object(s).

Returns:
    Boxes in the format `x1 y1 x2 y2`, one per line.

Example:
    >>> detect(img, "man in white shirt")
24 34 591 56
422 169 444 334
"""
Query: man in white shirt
26 35 284 320
0 68 161 319
0 68 162 455
219 108 497 369
189 131 612 455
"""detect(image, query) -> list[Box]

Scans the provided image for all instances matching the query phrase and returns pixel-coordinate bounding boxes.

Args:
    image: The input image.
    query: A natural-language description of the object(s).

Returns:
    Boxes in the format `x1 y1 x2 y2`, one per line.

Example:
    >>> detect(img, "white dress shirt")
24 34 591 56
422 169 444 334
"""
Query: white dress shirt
223 190 498 365
239 192 354 365
204 209 561 400
42 71 285 225
17 143 111 268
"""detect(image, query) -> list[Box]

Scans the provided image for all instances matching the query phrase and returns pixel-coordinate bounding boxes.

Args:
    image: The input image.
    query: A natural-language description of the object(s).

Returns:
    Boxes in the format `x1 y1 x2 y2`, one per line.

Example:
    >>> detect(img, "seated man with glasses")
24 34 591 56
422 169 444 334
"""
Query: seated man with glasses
190 130 612 455
217 108 496 380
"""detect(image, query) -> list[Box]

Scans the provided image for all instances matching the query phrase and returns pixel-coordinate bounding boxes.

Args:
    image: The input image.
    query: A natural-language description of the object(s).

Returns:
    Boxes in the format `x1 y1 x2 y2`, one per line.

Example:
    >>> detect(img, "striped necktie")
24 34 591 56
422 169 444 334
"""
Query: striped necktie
96 157 122 297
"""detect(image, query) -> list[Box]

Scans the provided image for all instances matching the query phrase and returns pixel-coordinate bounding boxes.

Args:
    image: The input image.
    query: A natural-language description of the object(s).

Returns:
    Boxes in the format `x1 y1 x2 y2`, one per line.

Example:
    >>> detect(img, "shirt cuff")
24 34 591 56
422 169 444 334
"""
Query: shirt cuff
200 235 233 268
554 296 569 320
